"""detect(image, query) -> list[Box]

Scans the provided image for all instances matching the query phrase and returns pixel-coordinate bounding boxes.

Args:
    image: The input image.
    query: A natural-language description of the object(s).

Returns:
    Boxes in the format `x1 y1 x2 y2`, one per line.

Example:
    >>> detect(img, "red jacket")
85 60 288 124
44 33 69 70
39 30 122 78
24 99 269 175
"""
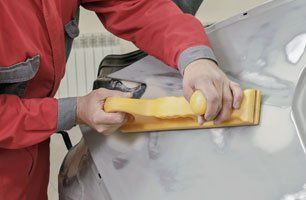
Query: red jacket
0 0 213 199
0 0 212 149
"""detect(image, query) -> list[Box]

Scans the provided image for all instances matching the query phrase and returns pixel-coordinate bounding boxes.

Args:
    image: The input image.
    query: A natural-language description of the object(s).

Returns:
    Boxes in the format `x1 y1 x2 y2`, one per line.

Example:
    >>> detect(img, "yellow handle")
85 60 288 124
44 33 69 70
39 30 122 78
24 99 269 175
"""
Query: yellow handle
104 91 207 118
189 90 207 115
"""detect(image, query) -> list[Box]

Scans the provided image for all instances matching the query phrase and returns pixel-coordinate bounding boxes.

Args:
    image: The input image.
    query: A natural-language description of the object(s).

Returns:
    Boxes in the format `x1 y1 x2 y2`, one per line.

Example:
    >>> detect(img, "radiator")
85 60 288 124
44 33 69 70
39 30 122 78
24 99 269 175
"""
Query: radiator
56 33 121 98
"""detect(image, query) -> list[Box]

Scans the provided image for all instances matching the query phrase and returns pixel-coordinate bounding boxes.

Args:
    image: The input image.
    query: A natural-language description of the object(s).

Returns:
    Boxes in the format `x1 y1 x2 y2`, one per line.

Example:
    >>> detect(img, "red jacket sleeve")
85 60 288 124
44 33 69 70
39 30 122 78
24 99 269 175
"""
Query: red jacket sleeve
0 95 57 149
80 0 211 68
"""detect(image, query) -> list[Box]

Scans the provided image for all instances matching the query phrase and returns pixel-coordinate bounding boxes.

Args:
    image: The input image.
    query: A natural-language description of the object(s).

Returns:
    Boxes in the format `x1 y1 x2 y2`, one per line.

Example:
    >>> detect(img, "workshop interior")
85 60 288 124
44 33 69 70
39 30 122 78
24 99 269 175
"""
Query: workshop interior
1 0 305 200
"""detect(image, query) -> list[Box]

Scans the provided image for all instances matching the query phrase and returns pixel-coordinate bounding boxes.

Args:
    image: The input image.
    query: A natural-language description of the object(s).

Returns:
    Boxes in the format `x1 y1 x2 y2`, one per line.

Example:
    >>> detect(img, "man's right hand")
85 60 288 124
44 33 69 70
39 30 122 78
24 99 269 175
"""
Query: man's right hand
76 88 132 135
183 59 243 125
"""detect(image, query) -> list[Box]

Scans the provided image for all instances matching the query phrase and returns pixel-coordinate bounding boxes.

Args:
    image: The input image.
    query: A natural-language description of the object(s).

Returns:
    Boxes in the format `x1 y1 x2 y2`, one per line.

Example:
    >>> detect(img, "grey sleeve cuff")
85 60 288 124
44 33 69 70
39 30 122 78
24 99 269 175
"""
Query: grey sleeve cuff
178 45 218 75
57 97 77 131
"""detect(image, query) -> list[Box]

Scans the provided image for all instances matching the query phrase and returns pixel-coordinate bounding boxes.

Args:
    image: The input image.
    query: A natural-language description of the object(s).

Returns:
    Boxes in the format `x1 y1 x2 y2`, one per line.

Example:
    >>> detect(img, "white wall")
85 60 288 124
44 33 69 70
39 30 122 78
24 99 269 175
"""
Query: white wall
196 0 268 24
79 8 105 34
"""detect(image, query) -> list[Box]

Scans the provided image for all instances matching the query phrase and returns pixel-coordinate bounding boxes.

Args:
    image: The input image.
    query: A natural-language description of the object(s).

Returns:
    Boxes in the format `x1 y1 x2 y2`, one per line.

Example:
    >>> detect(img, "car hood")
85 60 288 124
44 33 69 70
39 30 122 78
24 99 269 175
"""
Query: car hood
83 0 306 199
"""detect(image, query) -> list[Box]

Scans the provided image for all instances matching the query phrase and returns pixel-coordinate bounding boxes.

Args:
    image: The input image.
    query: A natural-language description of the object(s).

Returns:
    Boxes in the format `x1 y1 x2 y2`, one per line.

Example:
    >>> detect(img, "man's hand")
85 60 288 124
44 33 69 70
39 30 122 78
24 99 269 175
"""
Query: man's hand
76 88 132 135
183 59 243 124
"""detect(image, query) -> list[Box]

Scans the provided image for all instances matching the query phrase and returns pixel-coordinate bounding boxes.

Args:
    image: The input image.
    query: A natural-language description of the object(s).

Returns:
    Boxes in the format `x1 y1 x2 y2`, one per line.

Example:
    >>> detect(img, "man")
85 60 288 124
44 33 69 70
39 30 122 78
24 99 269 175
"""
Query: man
0 0 242 199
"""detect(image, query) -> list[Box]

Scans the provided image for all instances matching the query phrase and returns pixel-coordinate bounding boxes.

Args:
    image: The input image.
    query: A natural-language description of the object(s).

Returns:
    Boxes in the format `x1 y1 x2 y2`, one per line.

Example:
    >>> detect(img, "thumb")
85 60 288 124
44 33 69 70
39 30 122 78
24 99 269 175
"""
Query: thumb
183 85 194 101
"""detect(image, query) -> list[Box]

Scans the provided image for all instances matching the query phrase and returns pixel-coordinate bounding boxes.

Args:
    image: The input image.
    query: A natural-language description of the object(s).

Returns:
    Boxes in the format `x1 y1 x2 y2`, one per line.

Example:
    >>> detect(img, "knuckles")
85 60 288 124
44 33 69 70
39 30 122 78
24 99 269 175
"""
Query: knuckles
230 82 240 87
92 113 102 125
81 88 127 135
213 75 223 83
236 92 243 100
207 94 219 105
94 88 107 96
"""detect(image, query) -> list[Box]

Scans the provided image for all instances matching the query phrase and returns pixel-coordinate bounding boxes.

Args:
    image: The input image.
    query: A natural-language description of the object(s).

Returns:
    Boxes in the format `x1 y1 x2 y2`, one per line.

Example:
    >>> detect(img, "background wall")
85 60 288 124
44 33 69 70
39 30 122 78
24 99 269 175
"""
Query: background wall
49 0 267 199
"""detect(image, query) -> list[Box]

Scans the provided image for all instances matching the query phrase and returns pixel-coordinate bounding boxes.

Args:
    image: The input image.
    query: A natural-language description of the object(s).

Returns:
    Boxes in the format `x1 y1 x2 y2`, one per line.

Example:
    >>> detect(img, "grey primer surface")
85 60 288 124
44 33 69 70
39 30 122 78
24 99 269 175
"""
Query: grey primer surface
60 0 306 199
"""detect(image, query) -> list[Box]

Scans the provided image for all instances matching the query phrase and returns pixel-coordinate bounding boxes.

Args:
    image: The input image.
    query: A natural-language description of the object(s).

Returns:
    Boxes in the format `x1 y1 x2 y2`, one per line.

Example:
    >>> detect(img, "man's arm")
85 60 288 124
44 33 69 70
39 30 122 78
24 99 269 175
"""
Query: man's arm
80 0 217 72
81 0 242 123
0 88 131 149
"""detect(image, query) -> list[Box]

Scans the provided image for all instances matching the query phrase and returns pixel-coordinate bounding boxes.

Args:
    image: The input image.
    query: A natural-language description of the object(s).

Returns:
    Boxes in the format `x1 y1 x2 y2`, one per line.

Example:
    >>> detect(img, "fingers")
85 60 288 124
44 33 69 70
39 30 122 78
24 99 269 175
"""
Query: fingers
183 84 194 101
212 75 223 114
182 59 243 125
187 79 241 124
197 81 220 121
92 111 128 134
230 81 243 109
77 88 132 136
92 111 127 125
92 89 130 133
197 115 205 125
214 83 233 124
96 124 124 135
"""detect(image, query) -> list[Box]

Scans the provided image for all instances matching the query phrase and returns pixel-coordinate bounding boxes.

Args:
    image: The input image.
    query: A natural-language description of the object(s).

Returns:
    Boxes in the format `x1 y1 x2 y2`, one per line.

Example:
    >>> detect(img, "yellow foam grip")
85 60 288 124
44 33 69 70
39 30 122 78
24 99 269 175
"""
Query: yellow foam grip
104 89 261 133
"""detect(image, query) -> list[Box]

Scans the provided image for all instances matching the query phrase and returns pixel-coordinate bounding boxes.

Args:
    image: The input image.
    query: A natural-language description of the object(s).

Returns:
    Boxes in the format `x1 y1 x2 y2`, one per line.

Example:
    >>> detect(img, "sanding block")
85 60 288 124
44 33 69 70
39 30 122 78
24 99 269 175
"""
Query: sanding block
104 89 262 133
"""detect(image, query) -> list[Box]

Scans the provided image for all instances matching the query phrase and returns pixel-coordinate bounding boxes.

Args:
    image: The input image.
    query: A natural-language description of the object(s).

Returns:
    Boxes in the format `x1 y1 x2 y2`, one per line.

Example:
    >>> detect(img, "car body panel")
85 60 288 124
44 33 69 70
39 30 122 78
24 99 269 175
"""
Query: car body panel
60 0 306 199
